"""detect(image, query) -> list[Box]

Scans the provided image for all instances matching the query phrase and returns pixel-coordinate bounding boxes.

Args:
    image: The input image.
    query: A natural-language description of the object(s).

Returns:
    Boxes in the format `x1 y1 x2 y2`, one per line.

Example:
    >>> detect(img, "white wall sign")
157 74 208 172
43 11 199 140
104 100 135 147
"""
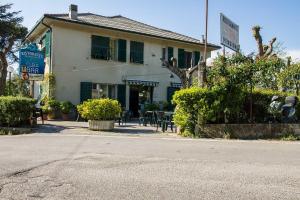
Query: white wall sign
220 13 240 52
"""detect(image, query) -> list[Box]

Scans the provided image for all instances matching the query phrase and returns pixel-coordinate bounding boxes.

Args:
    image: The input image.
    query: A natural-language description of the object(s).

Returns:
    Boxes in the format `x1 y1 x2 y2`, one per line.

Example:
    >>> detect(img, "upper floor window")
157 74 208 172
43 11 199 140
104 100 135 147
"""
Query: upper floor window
178 48 201 69
130 41 144 64
91 35 127 62
162 47 174 66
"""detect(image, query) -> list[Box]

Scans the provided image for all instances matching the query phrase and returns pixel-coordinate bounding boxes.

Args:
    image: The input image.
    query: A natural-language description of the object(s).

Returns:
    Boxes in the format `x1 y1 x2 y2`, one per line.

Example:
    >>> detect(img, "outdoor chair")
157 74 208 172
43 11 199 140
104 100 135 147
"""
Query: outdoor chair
154 111 167 132
118 110 130 125
164 114 175 132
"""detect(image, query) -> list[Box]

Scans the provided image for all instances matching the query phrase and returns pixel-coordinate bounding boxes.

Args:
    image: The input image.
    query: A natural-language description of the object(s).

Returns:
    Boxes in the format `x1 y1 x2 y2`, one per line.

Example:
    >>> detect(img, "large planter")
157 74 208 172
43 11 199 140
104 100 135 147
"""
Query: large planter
88 120 114 131
62 113 70 121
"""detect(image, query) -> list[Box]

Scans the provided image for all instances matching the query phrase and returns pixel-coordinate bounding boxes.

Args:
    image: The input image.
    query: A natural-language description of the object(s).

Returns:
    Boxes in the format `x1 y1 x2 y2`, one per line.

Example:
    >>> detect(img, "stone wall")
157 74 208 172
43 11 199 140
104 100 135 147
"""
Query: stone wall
198 124 300 139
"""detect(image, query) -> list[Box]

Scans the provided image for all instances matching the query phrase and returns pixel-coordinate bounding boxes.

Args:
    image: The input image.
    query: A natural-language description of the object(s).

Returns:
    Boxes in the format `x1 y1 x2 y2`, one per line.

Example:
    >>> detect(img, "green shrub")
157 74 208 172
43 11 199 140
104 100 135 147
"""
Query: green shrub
60 101 73 114
0 96 36 127
172 87 298 136
144 103 160 111
77 98 121 121
172 87 222 135
47 99 60 111
246 89 291 123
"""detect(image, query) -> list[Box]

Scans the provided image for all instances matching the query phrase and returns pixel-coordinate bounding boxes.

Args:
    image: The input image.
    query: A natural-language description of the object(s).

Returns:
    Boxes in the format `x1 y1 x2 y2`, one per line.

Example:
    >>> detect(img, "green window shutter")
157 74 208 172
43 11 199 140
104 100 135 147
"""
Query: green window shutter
45 31 51 57
168 47 174 63
80 82 92 103
194 51 200 66
117 84 126 107
91 35 110 59
130 41 144 64
178 48 185 68
167 87 179 110
118 39 127 62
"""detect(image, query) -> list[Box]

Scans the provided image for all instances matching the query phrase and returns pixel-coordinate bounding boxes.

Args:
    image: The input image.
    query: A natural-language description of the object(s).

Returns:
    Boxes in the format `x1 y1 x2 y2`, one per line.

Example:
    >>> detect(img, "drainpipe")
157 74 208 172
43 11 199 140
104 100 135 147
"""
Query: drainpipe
41 19 53 73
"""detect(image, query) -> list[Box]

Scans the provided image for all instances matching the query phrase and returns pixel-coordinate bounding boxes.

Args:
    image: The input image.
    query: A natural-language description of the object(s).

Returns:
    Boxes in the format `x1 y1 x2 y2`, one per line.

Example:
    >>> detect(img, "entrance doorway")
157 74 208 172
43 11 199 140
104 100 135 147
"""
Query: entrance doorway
129 85 153 117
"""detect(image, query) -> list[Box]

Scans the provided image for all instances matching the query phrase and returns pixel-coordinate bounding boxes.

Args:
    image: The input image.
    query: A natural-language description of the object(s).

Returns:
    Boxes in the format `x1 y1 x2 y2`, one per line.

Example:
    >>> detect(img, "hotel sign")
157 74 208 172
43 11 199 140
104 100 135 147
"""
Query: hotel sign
220 13 240 52
19 43 45 81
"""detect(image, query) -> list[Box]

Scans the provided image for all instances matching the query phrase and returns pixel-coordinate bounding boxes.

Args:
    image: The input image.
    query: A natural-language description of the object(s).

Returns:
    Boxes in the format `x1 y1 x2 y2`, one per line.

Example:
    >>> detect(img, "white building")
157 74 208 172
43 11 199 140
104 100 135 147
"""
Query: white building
26 5 220 116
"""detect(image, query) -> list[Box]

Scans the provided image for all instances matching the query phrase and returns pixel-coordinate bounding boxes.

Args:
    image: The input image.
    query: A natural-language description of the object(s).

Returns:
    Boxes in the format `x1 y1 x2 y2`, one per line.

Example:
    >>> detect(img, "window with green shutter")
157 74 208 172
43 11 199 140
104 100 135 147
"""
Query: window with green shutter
178 48 185 68
91 35 110 60
117 84 126 107
45 31 51 58
80 82 92 103
118 39 127 62
130 41 144 64
194 51 200 66
168 47 174 65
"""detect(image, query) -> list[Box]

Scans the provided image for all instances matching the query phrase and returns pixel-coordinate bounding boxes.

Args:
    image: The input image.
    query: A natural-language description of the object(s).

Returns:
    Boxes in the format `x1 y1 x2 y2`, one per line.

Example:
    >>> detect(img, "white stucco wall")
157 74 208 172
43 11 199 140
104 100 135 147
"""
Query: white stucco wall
48 23 211 107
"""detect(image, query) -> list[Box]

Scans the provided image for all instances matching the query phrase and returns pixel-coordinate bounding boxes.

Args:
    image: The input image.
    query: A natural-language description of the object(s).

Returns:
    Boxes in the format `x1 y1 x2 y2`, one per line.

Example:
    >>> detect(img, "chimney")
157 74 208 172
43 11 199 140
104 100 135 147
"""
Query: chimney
69 4 78 20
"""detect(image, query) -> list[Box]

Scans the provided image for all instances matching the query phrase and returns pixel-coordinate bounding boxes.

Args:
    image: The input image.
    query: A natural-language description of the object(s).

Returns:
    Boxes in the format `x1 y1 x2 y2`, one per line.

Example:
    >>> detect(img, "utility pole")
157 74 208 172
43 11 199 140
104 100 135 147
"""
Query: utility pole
198 0 208 87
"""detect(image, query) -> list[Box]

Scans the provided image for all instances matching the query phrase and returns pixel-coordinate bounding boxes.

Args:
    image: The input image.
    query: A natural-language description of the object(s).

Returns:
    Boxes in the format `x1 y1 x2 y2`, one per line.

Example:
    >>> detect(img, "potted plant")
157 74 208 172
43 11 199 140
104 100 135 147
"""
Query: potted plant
77 98 121 131
60 101 73 121
41 105 49 120
47 99 61 120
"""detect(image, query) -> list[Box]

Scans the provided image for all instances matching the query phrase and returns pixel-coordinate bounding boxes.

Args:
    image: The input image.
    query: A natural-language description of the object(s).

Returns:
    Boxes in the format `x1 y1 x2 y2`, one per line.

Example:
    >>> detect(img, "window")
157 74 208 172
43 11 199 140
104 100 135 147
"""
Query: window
168 47 174 65
91 36 127 62
92 83 117 99
193 51 200 66
130 41 144 64
91 35 110 60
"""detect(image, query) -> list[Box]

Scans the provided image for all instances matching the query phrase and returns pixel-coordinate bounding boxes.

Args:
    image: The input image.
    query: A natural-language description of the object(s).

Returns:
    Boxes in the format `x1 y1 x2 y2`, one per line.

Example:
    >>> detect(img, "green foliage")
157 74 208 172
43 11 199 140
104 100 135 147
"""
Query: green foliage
278 63 300 95
77 98 121 121
0 96 36 127
4 75 30 96
47 99 60 111
172 87 294 136
41 73 56 101
144 103 160 111
60 101 73 114
249 89 290 122
173 87 222 136
280 133 300 141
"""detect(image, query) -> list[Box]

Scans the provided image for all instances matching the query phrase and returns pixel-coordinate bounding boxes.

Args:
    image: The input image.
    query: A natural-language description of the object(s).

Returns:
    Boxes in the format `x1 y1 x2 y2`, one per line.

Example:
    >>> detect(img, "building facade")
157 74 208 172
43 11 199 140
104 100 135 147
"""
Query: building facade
26 5 219 115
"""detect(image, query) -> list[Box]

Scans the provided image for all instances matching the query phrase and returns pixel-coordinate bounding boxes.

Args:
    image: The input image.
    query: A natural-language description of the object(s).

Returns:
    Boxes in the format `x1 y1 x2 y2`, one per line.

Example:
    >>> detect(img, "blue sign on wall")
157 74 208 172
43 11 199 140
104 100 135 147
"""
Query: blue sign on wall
19 43 45 81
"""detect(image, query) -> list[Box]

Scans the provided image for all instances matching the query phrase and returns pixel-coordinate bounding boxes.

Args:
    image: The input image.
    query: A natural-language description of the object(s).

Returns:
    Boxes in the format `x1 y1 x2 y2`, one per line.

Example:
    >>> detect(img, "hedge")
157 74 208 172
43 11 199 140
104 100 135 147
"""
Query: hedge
0 96 36 127
172 87 297 136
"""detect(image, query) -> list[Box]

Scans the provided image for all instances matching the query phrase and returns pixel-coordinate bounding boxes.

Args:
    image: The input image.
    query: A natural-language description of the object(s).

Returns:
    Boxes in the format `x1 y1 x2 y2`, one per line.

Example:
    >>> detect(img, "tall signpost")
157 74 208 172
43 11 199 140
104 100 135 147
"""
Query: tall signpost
19 43 45 97
198 0 209 87
220 13 240 55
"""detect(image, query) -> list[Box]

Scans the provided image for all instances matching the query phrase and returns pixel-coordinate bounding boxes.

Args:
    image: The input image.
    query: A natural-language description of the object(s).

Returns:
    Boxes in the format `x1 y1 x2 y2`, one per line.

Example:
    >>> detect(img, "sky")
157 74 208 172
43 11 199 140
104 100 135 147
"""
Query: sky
2 0 300 61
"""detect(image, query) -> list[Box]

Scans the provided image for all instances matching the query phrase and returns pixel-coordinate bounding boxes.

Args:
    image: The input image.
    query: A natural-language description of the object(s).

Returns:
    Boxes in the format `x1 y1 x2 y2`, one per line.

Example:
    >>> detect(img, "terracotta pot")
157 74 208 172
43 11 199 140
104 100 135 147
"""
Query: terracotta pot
88 120 114 131
62 113 69 121
42 114 48 121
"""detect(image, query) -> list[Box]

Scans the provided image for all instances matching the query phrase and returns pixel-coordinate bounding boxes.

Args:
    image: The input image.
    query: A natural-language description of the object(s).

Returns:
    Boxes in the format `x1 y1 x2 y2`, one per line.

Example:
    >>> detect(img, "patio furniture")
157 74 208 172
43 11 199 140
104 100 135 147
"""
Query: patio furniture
119 110 130 125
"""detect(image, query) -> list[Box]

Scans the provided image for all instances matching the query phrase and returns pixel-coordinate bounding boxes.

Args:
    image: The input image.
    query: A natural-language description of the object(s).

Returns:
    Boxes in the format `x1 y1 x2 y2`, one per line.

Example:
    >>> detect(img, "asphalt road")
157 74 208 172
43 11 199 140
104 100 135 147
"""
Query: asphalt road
0 130 300 200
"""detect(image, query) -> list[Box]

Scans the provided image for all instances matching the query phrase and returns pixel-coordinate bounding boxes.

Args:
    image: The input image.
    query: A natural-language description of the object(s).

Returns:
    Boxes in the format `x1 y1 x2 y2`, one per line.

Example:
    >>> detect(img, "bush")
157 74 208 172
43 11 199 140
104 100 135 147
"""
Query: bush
0 96 36 127
60 101 73 114
172 87 222 136
246 89 290 122
172 87 297 137
144 103 160 111
77 98 121 121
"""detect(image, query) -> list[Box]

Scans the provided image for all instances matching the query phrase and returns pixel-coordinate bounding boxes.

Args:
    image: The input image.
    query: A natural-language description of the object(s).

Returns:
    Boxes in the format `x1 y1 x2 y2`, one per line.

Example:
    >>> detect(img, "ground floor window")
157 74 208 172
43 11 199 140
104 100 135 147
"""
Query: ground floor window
92 83 117 99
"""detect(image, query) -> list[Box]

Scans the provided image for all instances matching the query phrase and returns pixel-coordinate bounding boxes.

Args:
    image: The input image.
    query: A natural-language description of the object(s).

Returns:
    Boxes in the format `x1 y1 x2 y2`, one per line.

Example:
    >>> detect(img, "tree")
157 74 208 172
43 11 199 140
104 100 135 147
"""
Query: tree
161 58 201 88
0 3 27 96
252 26 277 59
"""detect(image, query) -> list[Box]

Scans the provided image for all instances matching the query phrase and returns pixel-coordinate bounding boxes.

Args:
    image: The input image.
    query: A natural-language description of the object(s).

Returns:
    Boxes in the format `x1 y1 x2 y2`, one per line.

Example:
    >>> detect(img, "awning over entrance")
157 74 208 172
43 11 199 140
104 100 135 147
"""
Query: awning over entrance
127 79 159 87
170 82 183 88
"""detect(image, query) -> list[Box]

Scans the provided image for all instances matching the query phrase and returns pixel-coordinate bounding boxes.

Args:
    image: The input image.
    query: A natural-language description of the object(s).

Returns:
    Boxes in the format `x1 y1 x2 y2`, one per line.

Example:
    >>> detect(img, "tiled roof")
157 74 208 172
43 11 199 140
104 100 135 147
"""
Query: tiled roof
44 13 219 48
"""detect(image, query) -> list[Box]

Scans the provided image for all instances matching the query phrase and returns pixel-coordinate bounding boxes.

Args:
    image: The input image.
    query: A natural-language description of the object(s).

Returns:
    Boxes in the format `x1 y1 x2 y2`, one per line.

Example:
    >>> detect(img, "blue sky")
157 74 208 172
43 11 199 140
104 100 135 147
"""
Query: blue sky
2 0 300 60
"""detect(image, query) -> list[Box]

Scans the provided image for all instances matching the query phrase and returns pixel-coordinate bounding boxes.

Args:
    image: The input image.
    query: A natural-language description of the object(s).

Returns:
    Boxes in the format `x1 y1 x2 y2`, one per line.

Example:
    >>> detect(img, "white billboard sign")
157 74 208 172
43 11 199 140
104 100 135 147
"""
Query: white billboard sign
220 13 240 52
